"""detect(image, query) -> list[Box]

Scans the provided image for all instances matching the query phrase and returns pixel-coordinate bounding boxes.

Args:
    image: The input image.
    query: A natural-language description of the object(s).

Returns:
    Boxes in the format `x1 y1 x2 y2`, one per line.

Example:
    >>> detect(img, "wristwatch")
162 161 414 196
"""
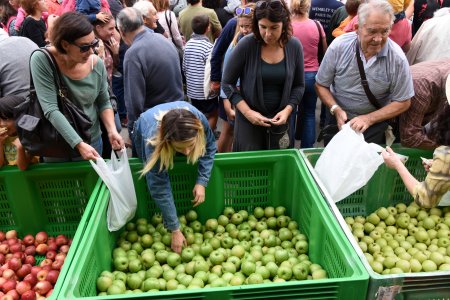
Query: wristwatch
330 104 340 115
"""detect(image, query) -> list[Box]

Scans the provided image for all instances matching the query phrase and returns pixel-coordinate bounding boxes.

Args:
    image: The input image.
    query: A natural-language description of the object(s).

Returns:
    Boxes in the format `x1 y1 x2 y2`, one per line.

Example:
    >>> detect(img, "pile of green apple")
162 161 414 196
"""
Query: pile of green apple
96 206 328 295
347 202 450 275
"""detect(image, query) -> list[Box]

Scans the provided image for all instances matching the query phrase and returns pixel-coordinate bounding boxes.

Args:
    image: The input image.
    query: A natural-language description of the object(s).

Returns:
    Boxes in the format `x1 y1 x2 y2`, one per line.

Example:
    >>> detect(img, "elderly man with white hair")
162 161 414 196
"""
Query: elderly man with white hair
116 7 184 146
315 0 413 145
133 1 159 32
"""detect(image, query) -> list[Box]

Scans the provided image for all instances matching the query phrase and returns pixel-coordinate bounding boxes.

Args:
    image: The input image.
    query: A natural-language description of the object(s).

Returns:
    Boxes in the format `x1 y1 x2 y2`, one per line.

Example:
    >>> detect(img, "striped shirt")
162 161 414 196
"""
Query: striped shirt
183 34 214 100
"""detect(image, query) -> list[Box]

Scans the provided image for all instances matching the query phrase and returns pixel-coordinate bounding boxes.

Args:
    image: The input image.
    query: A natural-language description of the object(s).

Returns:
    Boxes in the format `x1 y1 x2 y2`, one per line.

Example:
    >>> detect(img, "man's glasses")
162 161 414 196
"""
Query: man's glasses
72 39 100 53
235 7 253 16
256 0 283 10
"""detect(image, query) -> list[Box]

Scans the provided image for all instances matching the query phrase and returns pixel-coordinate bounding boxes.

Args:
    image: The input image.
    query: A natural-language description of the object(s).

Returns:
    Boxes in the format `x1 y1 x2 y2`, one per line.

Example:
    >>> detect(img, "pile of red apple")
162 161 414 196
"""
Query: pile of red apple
0 230 72 300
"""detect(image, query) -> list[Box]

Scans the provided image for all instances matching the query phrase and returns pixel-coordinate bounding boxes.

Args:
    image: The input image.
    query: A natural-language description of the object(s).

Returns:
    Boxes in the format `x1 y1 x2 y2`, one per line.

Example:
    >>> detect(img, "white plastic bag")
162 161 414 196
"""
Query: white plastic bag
315 124 384 202
90 149 137 231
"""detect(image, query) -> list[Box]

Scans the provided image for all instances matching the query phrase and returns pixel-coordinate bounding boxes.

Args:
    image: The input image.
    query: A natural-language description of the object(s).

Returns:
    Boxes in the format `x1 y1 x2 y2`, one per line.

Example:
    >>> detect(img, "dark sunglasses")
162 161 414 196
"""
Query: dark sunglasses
256 0 283 10
72 39 100 53
235 7 253 16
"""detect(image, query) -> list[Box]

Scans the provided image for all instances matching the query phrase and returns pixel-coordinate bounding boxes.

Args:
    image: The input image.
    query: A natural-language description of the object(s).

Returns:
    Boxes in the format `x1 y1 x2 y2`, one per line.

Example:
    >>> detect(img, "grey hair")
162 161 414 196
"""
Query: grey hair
358 0 394 29
116 7 144 33
133 1 155 18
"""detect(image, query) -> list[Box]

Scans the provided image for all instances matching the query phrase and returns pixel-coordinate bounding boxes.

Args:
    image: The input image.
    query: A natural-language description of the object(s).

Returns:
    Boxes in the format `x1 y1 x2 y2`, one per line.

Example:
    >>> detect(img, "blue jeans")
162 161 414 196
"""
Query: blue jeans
296 71 317 148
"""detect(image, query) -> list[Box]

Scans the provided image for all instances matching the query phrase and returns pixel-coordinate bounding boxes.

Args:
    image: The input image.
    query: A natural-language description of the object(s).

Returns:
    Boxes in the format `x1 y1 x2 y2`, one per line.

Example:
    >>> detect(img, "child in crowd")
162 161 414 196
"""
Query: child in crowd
183 14 218 131
0 95 39 170
217 3 255 152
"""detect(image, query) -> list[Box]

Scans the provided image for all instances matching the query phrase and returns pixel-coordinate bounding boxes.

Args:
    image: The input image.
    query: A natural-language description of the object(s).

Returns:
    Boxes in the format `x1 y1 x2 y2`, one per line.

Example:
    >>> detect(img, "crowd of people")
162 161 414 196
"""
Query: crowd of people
0 0 449 252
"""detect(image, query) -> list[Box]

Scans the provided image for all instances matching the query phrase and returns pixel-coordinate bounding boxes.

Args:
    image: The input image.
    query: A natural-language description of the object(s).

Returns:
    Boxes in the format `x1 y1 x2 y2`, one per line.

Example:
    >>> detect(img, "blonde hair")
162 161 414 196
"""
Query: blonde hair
232 3 256 46
291 0 311 16
141 108 206 175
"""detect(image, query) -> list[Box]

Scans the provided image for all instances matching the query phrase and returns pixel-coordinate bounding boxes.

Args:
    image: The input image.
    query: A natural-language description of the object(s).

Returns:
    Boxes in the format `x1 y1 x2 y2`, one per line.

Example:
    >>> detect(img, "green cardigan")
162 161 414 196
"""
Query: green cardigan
30 51 111 148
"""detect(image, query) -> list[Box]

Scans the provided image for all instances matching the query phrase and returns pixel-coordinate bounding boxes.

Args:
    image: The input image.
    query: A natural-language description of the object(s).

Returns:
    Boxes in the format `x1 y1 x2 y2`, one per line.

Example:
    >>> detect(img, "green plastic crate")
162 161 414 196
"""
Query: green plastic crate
300 146 450 300
59 149 369 300
0 162 100 300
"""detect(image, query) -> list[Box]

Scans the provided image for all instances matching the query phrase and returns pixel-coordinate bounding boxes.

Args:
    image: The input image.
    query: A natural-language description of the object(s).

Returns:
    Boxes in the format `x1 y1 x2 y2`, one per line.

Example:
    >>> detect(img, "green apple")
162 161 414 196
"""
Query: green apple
246 273 264 284
113 256 129 272
221 236 234 249
277 265 292 280
275 249 289 264
312 269 327 279
229 275 244 286
97 276 113 292
295 240 308 254
209 250 225 265
230 213 243 225
241 260 256 276
227 255 241 269
127 273 142 290
205 219 218 232
194 260 209 273
276 216 289 228
410 258 422 272
166 252 181 268
376 207 389 220
422 259 438 272
185 210 198 222
223 207 235 218
217 215 229 226
141 277 160 291
275 206 286 217
292 263 309 280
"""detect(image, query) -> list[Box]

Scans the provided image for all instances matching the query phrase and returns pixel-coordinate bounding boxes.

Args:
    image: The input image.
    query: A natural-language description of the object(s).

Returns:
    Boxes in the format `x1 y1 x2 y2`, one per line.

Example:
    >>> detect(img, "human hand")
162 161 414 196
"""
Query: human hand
209 81 220 98
76 142 101 160
223 100 235 121
421 157 432 172
348 114 372 133
108 131 124 150
0 128 8 144
381 146 403 170
11 137 22 149
171 229 187 253
110 37 120 55
334 108 348 130
243 109 271 127
192 184 205 207
96 12 110 23
270 106 292 126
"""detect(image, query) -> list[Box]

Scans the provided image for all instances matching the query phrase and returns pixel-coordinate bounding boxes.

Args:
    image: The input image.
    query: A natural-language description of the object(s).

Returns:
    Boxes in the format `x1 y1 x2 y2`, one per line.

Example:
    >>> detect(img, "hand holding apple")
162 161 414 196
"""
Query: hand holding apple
171 230 187 254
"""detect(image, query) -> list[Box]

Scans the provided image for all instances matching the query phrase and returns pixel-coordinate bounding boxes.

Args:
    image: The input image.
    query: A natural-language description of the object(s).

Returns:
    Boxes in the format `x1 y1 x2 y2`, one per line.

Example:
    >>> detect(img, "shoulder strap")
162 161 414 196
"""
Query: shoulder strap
355 42 382 109
165 10 175 41
314 20 324 58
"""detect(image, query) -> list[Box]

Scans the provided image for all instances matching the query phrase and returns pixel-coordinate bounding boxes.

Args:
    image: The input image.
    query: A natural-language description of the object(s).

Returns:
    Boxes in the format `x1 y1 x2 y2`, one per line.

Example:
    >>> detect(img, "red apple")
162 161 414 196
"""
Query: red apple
8 244 21 254
46 242 57 252
2 279 16 292
2 269 15 280
24 256 36 266
4 254 12 261
23 274 37 287
54 253 66 262
20 290 36 300
45 251 56 260
6 239 17 247
36 270 48 282
41 265 51 271
34 233 47 245
4 231 16 240
39 259 52 268
22 235 35 247
16 264 32 279
35 244 47 256
15 281 31 295
0 232 5 242
0 277 6 288
7 258 21 271
24 246 35 256
51 260 63 271
1 294 14 300
45 289 53 298
55 235 68 247
0 254 5 265
59 245 70 254
0 245 9 255
5 289 19 300
45 270 59 285
30 267 41 278
34 281 52 296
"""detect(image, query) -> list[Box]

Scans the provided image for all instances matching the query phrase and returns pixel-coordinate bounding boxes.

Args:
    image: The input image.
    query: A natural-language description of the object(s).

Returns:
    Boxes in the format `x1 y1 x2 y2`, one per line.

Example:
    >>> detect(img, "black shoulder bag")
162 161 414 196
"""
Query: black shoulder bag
313 20 324 64
15 48 93 158
355 42 398 142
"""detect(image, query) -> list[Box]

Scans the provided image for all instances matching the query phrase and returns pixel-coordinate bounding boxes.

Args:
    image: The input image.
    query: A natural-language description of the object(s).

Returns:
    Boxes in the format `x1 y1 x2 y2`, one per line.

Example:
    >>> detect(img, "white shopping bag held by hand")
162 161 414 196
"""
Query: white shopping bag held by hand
90 149 137 231
315 124 384 202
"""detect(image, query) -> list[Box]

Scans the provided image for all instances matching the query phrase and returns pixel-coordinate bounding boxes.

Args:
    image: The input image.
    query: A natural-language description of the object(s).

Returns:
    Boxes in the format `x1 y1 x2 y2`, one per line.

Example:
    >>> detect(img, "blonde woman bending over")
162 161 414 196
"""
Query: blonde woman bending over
132 101 217 253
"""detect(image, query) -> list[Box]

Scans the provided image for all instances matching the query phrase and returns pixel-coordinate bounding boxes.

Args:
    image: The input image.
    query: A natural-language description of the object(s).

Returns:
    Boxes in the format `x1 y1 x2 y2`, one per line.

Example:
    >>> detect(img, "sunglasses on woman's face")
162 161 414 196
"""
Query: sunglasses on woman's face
235 7 253 16
72 38 100 53
256 0 283 10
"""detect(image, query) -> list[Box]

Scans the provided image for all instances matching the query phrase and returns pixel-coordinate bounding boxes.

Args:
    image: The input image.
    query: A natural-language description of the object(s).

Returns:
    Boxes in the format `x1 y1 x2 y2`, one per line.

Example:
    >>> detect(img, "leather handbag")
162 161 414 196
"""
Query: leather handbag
267 123 290 150
15 48 92 158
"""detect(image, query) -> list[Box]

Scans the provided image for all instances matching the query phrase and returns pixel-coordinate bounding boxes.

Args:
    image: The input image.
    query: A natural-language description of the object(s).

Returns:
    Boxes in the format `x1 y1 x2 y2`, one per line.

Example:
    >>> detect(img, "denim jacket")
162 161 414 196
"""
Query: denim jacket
132 101 217 231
